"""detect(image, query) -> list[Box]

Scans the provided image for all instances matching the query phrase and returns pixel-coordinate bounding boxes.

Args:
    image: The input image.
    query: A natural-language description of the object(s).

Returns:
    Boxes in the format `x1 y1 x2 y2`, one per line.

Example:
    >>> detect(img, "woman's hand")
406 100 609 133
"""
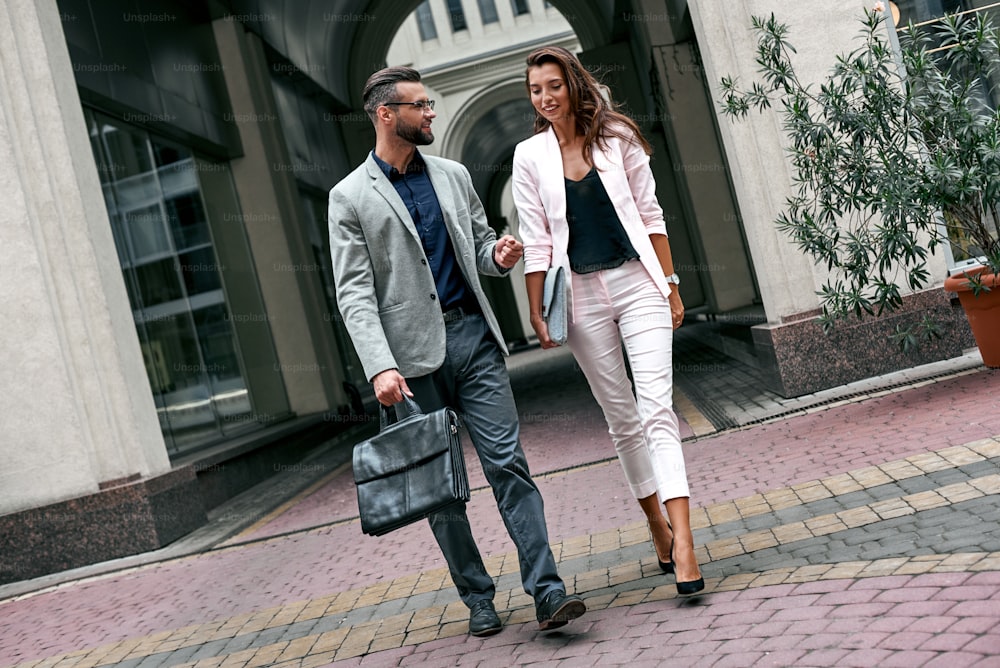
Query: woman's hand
530 314 561 349
668 285 684 329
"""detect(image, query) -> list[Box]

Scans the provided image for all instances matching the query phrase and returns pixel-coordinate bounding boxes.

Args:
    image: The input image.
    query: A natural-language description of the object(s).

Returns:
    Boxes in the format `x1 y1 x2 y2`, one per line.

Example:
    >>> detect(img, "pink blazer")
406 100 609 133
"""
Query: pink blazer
512 125 672 320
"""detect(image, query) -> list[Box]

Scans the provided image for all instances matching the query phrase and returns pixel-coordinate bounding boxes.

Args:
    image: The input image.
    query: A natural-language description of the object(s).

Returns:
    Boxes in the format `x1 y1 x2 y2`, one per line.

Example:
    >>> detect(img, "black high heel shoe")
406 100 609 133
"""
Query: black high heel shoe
671 541 705 596
651 522 674 574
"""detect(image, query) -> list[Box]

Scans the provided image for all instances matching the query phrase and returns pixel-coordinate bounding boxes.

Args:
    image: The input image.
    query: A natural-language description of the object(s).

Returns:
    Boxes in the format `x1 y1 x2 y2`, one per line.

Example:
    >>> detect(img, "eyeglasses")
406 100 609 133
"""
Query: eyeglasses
384 100 436 112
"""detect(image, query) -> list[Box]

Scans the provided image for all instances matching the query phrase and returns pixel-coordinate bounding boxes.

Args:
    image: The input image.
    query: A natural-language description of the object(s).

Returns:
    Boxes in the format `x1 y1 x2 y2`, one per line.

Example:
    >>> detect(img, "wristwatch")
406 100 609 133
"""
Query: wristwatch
664 273 681 285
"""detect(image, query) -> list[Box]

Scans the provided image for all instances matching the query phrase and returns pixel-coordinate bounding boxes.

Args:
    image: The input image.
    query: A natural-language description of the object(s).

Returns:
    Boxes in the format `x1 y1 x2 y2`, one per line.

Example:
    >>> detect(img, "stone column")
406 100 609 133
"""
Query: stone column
0 0 204 584
212 17 344 415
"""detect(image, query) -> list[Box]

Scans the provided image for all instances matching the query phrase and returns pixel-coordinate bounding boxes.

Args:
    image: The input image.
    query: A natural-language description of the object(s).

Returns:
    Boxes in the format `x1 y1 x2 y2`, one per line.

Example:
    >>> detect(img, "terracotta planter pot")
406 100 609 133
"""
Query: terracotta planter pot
944 266 1000 368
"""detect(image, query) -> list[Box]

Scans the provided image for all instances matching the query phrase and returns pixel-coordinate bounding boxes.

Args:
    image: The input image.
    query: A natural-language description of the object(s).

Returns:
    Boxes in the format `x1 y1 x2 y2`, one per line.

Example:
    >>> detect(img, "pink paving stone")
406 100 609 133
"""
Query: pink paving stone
662 628 712 646
823 618 874 635
798 648 853 666
796 632 851 650
951 617 1000 634
692 598 763 617
866 616 919 634
877 631 935 651
879 651 941 667
923 652 988 668
905 616 959 634
753 650 808 667
929 585 999 603
966 572 1000 585
948 600 1000 617
827 602 896 619
919 633 980 652
755 634 809 652
705 623 757 642
729 584 800 600
841 632 892 649
790 580 854 595
744 620 793 638
846 575 914 591
833 648 895 667
888 601 958 618
814 589 880 606
770 605 837 622
708 612 778 629
673 639 724 658
756 594 823 611
965 636 1000 654
713 652 767 668
873 587 943 603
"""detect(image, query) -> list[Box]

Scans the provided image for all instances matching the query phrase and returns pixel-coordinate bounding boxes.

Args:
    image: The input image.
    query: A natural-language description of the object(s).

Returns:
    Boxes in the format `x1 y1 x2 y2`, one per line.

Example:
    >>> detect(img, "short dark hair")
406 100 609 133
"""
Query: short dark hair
362 66 422 123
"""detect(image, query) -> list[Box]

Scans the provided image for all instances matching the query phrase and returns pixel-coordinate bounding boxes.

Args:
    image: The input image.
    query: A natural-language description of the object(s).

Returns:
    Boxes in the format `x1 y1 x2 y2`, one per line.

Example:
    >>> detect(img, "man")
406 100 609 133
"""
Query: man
328 66 586 637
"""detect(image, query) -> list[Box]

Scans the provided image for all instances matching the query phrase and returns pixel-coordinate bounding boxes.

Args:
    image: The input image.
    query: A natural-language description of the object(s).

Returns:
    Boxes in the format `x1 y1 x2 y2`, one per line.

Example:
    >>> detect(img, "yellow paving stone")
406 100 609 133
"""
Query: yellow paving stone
735 493 768 511
575 574 610 594
836 506 882 528
870 498 917 520
792 480 833 503
937 445 986 466
508 591 534 609
968 438 1000 458
244 642 289 668
441 601 468 624
706 537 744 561
505 606 538 626
191 657 225 668
608 589 651 607
970 554 1000 571
848 466 895 489
706 502 741 525
608 563 643 586
407 610 443 632
820 561 871 579
739 530 779 552
876 461 923 482
402 626 442 646
374 614 412 639
438 620 468 639
763 489 803 511
367 634 406 653
859 557 910 577
299 651 337 668
893 560 940 575
714 572 758 591
970 474 1000 495
549 543 563 561
275 635 318 664
771 522 812 544
822 473 865 495
689 506 710 529
935 553 986 570
749 569 796 588
805 515 848 536
784 564 835 583
583 592 617 609
309 628 350 655
907 452 954 473
218 647 258 668
937 482 984 504
644 584 679 601
904 489 951 511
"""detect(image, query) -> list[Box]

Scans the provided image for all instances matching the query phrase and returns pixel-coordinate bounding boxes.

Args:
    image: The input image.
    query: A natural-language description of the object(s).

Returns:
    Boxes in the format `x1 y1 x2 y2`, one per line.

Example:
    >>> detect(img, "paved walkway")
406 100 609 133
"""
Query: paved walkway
1 337 999 667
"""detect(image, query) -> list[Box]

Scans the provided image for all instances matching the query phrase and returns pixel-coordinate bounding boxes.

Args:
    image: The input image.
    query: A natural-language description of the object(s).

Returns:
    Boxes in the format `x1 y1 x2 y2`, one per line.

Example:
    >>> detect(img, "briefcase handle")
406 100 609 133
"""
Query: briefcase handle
379 395 424 431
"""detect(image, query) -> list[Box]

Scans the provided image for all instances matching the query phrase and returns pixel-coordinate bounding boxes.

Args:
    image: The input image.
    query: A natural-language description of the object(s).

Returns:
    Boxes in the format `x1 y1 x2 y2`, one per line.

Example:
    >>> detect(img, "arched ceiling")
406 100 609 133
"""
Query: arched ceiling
223 0 619 109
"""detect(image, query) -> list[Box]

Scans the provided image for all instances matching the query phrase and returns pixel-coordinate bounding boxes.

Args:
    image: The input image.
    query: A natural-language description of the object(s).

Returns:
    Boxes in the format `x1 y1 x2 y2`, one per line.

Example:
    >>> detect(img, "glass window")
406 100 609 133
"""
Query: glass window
511 0 530 16
85 109 252 455
447 0 467 31
416 1 437 41
478 0 499 24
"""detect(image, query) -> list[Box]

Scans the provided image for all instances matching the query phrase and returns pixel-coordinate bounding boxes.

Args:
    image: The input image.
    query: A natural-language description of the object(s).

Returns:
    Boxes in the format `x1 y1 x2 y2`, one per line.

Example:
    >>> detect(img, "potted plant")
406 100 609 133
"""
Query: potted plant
718 4 1000 367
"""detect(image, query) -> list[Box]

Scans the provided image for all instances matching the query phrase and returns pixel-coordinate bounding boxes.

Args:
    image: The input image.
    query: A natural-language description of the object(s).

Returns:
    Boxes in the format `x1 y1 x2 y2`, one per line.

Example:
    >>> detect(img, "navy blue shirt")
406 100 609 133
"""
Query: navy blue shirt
372 150 471 311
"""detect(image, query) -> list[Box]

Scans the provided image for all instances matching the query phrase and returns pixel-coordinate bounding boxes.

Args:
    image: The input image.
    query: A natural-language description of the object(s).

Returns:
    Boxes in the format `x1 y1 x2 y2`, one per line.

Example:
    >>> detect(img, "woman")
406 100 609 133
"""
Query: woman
511 45 703 596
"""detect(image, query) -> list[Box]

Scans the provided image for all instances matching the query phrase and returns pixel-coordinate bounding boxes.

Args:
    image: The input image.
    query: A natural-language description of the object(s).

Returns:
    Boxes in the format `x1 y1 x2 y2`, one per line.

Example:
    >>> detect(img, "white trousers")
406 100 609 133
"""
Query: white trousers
567 260 690 502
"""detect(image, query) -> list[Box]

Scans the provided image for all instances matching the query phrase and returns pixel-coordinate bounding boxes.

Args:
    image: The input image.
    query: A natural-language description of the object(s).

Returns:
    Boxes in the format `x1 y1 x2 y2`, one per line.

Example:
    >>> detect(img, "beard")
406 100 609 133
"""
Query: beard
395 116 434 146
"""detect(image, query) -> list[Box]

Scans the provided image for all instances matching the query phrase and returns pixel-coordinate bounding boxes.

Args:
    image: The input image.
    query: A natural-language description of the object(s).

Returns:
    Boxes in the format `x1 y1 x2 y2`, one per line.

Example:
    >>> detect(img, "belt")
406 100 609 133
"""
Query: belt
442 306 479 323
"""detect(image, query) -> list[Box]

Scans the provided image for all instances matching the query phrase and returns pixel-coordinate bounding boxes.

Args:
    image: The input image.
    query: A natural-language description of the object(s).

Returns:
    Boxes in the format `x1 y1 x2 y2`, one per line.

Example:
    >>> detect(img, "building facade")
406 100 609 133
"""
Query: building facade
0 0 988 583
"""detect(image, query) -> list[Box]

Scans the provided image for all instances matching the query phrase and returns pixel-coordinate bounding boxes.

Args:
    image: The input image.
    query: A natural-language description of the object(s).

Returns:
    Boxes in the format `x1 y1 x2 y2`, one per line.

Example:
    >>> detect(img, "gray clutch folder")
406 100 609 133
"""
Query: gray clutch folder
542 265 568 345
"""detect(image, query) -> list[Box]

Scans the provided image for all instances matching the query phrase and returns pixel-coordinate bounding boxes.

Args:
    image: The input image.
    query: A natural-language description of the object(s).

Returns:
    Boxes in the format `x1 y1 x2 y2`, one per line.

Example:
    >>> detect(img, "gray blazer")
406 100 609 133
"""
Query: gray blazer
328 152 510 381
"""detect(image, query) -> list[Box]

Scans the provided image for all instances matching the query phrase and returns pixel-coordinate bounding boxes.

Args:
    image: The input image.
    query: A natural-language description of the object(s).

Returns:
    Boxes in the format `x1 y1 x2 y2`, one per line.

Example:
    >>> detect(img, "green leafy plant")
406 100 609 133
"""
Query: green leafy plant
719 7 1000 348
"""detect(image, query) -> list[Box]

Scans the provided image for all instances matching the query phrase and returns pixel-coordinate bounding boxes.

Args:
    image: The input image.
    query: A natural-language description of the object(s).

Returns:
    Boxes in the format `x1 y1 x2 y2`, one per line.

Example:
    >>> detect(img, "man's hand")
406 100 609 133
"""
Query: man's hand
372 369 413 406
493 235 523 269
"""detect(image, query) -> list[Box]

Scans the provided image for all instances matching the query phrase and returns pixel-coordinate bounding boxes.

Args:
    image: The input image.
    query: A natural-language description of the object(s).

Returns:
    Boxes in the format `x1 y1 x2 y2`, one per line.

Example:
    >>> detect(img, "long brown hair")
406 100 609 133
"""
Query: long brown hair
524 45 652 165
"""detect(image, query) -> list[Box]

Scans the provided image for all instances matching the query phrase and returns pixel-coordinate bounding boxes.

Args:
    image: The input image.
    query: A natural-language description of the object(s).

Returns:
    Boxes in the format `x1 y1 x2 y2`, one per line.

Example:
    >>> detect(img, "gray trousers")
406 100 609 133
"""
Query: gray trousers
398 313 564 608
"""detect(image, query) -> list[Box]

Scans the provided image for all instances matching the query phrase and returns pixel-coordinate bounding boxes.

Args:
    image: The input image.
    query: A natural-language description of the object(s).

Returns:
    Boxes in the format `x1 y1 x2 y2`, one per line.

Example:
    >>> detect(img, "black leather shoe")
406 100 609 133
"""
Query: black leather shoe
536 591 586 631
672 541 705 597
468 599 503 637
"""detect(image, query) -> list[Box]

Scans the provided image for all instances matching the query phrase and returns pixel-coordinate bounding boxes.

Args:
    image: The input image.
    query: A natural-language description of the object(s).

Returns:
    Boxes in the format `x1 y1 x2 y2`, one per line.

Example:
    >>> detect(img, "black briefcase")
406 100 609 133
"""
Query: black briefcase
352 397 470 537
